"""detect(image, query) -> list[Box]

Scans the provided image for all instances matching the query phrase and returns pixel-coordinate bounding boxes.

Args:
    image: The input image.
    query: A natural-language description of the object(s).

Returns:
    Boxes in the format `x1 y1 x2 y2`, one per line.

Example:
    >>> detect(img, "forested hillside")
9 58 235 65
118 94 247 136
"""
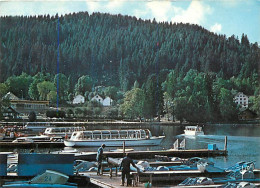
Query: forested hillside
0 12 259 122
0 12 258 88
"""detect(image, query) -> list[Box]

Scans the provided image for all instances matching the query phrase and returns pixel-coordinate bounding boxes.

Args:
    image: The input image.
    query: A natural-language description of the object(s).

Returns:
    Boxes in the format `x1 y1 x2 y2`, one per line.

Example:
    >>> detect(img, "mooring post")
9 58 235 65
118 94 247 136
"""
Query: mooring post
109 167 112 178
224 136 227 151
123 141 125 156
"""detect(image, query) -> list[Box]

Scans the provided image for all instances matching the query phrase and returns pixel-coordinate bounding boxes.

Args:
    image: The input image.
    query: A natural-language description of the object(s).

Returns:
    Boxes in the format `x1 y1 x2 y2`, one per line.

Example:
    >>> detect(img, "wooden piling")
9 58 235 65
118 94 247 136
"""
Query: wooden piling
123 141 125 156
224 136 227 151
109 167 112 178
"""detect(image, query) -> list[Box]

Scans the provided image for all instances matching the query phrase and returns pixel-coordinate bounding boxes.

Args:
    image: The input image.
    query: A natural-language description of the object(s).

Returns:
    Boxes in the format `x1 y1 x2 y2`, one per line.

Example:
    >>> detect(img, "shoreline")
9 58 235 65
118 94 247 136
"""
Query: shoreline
1 120 259 127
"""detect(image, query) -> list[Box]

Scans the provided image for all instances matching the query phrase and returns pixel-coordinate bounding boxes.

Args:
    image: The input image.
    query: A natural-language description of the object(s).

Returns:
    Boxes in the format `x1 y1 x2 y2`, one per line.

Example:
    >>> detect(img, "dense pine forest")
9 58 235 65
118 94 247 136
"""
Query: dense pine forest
0 12 259 122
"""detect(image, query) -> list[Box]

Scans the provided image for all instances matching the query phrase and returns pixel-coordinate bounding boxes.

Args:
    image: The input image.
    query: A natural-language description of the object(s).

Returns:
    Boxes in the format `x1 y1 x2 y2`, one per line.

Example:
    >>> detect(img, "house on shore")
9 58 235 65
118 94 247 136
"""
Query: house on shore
2 106 20 119
234 92 249 108
91 95 113 107
91 94 104 105
72 95 85 104
3 92 49 116
238 108 257 120
103 97 113 106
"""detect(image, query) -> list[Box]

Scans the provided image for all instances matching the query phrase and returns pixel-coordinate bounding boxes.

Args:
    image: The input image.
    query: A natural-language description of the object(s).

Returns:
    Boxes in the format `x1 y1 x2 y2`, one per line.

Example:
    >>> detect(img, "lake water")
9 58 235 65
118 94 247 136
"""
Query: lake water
1 123 260 169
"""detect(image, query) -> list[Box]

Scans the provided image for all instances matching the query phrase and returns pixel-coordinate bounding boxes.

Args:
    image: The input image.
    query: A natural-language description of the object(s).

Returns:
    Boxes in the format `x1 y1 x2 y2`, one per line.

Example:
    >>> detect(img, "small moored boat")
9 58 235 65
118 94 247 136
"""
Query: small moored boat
3 170 77 187
184 126 204 136
12 135 51 143
64 129 165 147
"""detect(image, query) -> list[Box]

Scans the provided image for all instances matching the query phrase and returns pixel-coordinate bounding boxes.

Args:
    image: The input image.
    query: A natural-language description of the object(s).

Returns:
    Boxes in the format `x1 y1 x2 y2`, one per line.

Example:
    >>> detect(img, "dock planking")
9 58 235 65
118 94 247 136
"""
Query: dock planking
0 141 64 148
132 170 227 183
75 149 228 161
133 169 260 184
80 172 145 188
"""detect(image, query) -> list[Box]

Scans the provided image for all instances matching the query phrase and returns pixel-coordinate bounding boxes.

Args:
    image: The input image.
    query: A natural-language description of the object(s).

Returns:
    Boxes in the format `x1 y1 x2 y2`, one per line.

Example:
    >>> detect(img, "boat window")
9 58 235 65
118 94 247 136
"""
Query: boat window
83 132 92 139
111 131 119 139
93 133 102 139
120 131 127 139
144 130 149 138
102 134 109 139
128 131 137 138
77 132 84 139
101 131 110 139
72 132 77 136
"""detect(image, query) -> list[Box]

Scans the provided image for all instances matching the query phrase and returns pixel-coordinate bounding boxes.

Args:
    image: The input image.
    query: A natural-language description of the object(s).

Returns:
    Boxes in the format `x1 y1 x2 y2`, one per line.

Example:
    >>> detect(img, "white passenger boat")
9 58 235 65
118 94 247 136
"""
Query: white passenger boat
64 129 165 147
43 127 85 138
24 122 52 131
184 126 204 136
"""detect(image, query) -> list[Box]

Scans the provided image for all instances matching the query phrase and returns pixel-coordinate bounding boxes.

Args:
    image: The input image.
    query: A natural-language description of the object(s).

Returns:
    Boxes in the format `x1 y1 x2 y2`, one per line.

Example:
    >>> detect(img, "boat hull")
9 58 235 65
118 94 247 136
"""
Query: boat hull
64 136 165 147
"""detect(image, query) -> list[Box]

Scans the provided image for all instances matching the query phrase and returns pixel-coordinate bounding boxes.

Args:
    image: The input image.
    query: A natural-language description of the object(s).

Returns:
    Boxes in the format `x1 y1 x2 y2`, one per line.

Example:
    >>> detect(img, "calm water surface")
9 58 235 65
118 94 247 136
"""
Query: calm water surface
2 123 260 169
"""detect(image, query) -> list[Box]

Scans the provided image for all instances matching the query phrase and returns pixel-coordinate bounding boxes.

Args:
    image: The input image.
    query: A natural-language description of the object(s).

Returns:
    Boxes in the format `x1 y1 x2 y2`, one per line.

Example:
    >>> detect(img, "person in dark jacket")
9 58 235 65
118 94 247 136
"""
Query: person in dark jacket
120 153 139 186
96 144 106 175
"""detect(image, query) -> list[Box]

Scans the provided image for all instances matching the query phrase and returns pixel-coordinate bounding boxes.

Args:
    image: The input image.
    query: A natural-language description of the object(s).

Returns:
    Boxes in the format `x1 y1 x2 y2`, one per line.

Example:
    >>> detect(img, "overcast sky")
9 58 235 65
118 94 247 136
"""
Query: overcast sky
0 0 259 44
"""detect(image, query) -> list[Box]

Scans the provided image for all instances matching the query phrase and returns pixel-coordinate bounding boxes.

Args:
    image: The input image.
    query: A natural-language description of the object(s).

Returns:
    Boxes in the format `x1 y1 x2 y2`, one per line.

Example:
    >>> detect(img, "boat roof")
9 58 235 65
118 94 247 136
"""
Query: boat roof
46 127 84 129
75 129 149 133
185 126 201 128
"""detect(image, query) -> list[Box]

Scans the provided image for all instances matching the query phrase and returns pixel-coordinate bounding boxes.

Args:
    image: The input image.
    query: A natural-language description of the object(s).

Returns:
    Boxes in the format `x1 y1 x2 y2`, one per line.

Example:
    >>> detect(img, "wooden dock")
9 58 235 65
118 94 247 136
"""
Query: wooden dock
79 169 260 188
0 141 64 148
2 170 260 188
133 169 260 184
132 170 226 183
80 172 145 188
75 149 228 161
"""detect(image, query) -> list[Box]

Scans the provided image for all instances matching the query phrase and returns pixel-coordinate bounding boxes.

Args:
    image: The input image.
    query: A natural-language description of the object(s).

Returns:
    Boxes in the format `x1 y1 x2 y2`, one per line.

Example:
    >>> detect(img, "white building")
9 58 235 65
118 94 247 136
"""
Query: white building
91 95 103 104
103 97 113 106
73 95 85 104
234 92 248 108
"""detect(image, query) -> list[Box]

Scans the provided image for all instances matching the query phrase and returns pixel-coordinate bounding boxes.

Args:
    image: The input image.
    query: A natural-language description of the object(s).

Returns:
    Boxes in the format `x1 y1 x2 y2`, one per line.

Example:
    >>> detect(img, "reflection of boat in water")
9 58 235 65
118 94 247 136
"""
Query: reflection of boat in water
64 129 165 147
184 126 204 136
3 170 77 187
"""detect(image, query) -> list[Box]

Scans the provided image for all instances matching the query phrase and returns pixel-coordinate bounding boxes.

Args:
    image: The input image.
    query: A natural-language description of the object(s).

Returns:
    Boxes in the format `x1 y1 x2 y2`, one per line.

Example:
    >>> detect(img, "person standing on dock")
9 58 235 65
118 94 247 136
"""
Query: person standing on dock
120 153 140 186
96 144 106 175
